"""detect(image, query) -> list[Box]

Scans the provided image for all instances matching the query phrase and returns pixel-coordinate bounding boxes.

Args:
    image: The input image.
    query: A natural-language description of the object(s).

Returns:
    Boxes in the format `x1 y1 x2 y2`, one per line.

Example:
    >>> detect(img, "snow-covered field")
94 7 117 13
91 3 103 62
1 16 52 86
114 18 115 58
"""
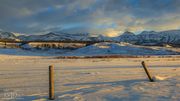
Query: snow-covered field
65 42 180 56
0 54 180 101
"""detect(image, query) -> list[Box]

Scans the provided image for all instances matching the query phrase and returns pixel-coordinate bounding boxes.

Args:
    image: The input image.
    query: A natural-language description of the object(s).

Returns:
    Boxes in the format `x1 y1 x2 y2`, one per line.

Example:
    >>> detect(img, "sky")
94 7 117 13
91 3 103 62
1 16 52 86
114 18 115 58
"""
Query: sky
0 0 180 36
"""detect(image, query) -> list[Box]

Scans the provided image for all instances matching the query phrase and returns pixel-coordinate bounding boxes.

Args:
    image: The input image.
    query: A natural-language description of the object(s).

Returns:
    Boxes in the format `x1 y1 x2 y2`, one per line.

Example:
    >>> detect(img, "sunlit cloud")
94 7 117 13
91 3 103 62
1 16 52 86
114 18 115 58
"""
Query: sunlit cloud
0 0 180 34
104 29 121 37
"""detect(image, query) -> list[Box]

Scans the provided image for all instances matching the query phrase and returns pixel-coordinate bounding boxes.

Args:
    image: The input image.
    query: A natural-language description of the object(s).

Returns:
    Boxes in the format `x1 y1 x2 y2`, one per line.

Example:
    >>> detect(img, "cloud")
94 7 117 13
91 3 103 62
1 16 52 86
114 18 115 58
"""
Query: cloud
0 0 180 35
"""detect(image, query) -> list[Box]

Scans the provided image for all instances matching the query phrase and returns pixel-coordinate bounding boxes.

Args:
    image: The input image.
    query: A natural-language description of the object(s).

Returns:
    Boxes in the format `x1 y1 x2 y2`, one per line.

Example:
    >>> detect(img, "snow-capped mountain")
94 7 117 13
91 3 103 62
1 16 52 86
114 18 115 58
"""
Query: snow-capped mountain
158 30 180 44
0 29 180 46
136 31 162 45
113 31 138 43
0 31 17 40
110 30 180 45
136 30 180 45
18 32 112 42
18 32 64 41
18 32 93 41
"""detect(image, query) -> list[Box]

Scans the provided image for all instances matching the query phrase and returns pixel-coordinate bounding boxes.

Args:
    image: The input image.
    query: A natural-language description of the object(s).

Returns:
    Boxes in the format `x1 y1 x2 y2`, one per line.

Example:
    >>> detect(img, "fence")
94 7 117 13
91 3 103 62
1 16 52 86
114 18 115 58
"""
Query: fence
48 61 154 100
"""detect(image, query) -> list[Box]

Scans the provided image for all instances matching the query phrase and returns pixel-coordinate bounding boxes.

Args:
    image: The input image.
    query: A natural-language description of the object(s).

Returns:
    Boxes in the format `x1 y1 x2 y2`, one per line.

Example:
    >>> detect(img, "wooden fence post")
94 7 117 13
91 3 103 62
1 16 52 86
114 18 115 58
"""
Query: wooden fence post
49 65 55 100
141 61 154 82
4 42 7 48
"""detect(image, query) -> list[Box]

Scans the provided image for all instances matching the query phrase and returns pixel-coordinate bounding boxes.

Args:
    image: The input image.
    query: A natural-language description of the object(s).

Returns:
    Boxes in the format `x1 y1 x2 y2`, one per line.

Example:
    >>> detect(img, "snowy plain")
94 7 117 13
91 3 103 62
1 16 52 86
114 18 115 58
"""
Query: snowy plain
0 54 180 101
0 42 180 101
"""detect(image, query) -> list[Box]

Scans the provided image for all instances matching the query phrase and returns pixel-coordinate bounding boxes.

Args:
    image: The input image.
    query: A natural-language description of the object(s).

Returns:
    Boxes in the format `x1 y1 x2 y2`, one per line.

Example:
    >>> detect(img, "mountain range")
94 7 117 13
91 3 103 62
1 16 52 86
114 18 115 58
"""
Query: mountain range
0 30 180 46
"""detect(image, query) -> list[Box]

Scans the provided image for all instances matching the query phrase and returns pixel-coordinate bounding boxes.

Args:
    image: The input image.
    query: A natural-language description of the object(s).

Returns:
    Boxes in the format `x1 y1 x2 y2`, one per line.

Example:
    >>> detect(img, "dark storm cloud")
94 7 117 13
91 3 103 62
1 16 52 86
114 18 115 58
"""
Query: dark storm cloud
0 0 180 35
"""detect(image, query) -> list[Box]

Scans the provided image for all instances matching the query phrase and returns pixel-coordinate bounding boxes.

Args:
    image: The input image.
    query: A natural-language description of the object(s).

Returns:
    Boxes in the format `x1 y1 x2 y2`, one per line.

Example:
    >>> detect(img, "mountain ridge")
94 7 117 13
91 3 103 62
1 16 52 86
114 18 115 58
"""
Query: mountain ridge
0 29 180 46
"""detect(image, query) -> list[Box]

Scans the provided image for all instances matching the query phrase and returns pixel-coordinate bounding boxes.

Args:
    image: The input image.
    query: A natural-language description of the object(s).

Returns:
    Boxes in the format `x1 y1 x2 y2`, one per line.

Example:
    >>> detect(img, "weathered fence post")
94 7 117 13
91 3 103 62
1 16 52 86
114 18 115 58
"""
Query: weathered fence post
4 42 7 48
49 65 55 100
141 61 154 82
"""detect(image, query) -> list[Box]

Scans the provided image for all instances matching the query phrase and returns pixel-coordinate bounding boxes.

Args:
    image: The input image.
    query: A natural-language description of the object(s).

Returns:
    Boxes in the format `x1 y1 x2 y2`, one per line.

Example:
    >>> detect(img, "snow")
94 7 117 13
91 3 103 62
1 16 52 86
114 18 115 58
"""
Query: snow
20 44 33 49
0 42 179 57
0 30 180 101
18 32 92 41
1 29 180 45
0 55 179 101
0 48 71 56
114 31 138 43
137 30 180 44
0 31 17 40
65 42 179 56
152 75 168 81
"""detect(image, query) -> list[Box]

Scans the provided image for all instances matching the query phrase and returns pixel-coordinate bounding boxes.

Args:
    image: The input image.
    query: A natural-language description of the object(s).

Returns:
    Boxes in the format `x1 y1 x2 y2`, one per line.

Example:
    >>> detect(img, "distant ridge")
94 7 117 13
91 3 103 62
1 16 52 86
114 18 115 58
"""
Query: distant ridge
0 29 180 46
